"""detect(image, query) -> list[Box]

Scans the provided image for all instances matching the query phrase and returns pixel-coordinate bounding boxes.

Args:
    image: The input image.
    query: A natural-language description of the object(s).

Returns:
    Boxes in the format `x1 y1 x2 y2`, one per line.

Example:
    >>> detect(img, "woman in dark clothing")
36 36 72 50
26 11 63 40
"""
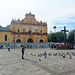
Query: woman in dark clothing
21 45 25 59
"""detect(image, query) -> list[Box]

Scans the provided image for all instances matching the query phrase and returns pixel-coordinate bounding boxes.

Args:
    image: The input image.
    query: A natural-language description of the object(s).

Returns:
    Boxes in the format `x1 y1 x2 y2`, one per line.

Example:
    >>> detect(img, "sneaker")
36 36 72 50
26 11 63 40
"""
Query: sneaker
22 58 24 59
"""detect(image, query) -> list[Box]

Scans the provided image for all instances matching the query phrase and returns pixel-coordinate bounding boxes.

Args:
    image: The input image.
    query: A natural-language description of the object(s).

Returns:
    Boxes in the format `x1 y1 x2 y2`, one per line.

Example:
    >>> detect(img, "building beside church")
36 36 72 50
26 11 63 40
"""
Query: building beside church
0 13 48 43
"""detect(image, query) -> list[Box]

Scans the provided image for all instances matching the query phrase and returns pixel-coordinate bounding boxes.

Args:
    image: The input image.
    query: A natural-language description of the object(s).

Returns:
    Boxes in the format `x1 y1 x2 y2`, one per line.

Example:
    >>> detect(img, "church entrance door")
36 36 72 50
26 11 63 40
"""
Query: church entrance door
40 39 43 42
28 38 33 42
16 39 21 43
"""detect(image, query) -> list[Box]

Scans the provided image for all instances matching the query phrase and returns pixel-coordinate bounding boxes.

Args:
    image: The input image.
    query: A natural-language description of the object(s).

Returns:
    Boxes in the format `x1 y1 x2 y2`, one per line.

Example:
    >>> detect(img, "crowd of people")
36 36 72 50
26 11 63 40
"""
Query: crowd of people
7 43 75 60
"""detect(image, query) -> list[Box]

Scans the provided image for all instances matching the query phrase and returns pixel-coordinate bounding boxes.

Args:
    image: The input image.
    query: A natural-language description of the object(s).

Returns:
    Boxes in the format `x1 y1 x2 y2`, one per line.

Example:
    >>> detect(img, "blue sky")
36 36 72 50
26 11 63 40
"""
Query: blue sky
53 17 75 32
0 0 75 33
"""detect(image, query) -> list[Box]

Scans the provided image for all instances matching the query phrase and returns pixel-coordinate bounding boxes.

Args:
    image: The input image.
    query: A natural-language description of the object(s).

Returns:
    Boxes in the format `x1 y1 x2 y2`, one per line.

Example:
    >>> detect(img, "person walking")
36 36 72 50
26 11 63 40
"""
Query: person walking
20 45 25 59
8 45 10 51
25 45 26 48
51 45 53 49
60 43 62 49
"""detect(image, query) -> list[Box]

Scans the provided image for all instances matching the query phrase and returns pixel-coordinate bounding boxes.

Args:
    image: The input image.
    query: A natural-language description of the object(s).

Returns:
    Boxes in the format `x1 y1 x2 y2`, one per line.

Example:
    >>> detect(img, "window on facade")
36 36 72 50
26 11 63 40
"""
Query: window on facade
29 30 31 34
40 30 42 33
18 29 20 32
5 35 7 41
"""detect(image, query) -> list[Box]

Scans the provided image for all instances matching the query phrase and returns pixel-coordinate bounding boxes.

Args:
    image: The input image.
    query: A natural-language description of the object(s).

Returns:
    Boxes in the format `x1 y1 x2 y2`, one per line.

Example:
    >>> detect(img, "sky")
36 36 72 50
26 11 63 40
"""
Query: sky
0 0 75 33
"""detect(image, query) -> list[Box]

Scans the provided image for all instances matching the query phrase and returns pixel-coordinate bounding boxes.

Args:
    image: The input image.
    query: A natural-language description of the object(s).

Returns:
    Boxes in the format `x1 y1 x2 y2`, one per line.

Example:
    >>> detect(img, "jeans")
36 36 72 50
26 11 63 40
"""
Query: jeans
22 51 24 58
8 48 10 51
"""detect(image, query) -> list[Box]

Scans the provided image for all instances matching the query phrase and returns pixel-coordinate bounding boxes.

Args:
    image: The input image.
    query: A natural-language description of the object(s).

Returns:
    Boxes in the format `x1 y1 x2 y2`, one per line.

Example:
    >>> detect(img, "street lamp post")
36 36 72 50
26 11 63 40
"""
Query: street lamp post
53 26 56 32
14 34 15 50
8 38 9 46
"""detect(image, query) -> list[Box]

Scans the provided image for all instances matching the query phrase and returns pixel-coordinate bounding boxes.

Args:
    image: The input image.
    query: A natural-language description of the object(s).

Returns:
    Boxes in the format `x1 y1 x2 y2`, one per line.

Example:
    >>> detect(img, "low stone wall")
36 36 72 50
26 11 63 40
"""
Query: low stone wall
0 42 56 49
56 44 74 49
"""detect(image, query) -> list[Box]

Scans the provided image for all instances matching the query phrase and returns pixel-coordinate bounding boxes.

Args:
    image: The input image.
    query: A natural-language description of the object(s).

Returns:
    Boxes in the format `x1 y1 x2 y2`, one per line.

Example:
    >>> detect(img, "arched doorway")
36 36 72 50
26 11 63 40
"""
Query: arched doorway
28 38 33 42
40 39 43 42
16 39 21 43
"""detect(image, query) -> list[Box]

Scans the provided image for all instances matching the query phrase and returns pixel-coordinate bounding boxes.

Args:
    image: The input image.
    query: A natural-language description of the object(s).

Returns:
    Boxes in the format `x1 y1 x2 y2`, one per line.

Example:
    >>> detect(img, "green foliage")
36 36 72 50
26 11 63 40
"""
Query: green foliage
68 29 75 44
55 32 64 42
48 29 75 44
48 31 64 42
51 33 56 42
48 33 51 42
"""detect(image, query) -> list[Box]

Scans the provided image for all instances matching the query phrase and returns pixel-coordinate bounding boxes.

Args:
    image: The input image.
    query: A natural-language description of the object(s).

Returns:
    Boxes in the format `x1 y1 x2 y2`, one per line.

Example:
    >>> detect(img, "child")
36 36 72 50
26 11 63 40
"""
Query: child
44 51 47 58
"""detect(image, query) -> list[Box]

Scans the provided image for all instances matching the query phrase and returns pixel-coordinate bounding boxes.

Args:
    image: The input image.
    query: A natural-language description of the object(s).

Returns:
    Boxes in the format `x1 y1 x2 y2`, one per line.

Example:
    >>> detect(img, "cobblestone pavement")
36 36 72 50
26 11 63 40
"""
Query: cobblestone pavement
0 48 75 75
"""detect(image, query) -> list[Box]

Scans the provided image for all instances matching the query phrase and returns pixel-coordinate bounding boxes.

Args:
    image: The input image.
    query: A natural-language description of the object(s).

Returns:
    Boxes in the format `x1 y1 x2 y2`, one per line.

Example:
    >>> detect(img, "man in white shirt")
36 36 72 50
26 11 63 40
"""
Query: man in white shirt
8 45 10 51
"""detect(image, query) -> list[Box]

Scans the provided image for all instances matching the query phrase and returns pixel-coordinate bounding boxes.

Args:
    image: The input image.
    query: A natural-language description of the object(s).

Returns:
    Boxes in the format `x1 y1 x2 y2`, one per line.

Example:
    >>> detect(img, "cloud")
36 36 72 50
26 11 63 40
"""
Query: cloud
0 0 75 33
55 25 67 27
51 17 75 33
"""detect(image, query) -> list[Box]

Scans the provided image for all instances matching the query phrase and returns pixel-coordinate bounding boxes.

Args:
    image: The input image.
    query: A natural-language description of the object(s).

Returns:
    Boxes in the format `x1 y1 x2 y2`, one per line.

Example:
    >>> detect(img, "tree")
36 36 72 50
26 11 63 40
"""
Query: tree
48 34 51 42
48 31 64 42
51 33 57 42
68 29 75 44
48 32 52 42
55 32 64 42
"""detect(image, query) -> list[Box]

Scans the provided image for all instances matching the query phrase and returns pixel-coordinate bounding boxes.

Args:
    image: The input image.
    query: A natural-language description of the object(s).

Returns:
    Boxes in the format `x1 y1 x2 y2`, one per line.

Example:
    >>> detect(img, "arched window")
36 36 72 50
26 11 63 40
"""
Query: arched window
29 30 31 34
16 39 21 43
40 39 43 42
5 35 7 41
40 30 42 33
18 29 20 32
27 38 33 42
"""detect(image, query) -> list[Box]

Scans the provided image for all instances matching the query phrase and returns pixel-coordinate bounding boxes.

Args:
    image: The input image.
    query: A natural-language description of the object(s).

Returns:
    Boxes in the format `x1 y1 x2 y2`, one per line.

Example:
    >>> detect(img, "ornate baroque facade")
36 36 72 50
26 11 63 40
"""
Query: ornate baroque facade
0 13 48 43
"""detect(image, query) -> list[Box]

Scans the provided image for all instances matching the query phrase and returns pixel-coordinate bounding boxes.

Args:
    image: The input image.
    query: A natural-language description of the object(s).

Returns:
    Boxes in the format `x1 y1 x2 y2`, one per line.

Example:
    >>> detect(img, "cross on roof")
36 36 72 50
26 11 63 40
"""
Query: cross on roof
61 26 69 45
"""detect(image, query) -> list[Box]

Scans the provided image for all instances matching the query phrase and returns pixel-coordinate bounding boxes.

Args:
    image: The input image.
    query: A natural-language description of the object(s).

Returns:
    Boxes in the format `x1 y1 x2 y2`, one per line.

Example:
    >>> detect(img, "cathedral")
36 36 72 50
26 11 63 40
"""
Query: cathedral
0 13 48 43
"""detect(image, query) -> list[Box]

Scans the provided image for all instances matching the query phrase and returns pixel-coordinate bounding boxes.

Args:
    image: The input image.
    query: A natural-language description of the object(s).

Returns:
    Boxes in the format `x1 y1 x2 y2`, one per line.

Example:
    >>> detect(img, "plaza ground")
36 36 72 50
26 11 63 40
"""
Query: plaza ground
0 48 75 75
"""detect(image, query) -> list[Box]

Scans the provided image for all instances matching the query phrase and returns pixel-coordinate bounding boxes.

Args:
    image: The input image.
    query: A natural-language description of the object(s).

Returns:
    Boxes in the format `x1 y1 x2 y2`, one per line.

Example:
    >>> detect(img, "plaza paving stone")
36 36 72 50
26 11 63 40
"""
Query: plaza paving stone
0 48 75 75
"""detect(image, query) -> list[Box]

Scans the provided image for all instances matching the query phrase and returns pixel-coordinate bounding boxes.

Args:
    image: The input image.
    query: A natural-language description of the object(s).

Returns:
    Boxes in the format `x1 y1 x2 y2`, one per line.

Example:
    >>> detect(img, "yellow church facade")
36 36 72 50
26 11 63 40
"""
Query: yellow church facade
0 13 48 43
